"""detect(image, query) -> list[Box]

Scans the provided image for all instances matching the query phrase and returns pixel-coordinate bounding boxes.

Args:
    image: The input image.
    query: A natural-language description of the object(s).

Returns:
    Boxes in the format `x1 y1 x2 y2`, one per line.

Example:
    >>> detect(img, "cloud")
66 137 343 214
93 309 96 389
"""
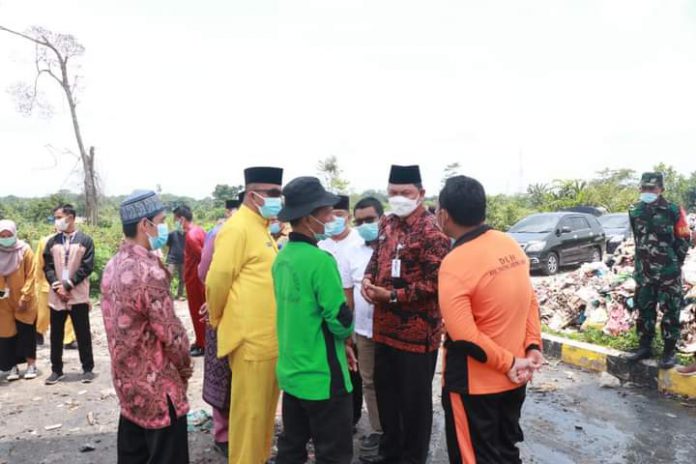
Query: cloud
1 0 695 198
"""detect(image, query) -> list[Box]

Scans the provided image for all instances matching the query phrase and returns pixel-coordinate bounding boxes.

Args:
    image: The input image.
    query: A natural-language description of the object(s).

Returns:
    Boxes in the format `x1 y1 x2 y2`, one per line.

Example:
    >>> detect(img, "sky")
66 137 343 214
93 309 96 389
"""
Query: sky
1 0 696 199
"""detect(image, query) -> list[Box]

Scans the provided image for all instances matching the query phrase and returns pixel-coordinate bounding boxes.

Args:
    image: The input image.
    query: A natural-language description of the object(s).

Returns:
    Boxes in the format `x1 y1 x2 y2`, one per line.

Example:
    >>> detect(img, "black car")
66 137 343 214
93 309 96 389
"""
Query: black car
598 213 631 255
507 212 606 275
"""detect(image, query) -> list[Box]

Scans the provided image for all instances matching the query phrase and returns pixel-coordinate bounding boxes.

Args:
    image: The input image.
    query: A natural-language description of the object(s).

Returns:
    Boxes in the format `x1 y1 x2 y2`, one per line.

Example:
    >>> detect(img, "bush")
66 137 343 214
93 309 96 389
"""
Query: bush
543 326 692 366
81 223 123 297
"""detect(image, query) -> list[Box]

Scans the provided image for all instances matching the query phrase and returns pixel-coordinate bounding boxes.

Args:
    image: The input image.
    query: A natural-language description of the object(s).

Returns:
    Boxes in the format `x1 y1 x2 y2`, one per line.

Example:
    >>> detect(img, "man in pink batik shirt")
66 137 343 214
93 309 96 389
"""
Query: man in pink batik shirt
101 190 193 464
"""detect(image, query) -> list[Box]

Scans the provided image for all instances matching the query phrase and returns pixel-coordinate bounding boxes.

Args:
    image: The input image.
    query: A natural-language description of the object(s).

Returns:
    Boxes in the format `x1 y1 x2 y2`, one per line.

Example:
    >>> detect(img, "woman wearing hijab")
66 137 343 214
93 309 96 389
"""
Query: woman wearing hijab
0 220 38 381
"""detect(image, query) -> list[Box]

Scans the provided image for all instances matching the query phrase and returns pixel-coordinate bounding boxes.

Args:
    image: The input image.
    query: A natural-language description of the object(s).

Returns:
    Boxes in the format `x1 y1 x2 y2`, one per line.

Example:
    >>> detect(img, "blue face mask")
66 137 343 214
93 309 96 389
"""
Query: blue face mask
253 193 283 219
310 215 329 241
147 222 169 250
357 222 379 242
269 222 282 235
325 216 346 237
640 193 659 204
0 236 17 248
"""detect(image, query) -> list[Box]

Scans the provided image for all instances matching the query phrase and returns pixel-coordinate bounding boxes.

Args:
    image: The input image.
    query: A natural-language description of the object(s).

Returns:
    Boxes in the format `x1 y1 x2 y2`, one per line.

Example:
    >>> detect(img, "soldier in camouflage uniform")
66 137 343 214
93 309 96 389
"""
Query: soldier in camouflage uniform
627 172 691 369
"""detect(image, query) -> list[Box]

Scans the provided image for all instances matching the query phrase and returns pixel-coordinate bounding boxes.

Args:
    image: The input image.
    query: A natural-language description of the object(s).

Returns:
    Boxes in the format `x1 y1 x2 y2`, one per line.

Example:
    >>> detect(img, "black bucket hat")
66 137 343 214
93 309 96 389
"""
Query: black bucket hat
277 177 340 222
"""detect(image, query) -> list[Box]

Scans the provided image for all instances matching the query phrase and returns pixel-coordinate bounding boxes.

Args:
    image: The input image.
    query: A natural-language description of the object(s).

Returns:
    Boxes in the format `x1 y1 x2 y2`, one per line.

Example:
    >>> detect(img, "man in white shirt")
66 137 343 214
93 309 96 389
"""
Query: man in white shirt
318 195 364 259
318 195 365 434
337 197 385 456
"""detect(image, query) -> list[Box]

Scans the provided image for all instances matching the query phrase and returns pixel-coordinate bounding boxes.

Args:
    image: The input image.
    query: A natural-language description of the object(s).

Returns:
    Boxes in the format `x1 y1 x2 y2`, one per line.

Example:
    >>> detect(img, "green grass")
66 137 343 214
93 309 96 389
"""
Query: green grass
543 325 693 366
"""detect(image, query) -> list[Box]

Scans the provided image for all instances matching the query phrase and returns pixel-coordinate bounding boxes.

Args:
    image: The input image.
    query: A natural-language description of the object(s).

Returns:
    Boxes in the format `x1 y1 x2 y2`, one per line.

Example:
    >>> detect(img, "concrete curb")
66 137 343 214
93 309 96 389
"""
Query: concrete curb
541 333 696 398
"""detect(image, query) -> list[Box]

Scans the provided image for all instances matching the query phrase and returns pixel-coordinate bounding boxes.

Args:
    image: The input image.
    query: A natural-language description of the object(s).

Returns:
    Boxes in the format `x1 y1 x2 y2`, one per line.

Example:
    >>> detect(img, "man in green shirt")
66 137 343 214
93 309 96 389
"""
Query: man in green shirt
273 176 357 464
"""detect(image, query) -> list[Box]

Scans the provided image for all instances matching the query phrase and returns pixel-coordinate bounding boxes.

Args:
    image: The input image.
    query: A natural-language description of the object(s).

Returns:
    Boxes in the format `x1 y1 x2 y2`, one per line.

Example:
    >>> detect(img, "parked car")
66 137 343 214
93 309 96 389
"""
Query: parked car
563 206 605 217
507 212 606 275
598 213 632 255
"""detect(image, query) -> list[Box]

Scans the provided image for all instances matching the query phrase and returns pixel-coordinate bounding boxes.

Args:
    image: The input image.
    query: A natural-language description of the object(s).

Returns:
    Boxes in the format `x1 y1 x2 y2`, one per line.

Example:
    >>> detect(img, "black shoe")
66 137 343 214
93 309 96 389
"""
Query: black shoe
659 354 677 370
359 455 390 464
45 372 65 385
64 341 78 350
626 346 652 362
190 346 204 357
36 334 45 346
81 371 96 384
659 341 678 370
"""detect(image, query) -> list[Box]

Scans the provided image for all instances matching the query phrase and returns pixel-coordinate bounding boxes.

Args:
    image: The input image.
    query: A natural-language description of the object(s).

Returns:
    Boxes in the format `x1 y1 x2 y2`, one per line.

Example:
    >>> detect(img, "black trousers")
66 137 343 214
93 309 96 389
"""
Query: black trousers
277 392 353 464
117 397 189 464
442 387 526 464
351 348 363 426
0 320 37 370
374 343 438 464
50 304 94 375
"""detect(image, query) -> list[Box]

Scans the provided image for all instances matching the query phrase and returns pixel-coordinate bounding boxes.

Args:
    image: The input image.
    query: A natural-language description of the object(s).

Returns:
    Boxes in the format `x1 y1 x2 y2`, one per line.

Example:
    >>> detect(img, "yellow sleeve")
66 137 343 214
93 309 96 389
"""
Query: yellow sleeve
35 237 47 286
205 224 247 328
20 248 36 304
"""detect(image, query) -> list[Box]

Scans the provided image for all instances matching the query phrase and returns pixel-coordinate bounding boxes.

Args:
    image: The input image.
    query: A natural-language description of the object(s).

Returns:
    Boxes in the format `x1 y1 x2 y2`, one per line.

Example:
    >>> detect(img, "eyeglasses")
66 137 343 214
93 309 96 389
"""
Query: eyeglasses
354 216 379 226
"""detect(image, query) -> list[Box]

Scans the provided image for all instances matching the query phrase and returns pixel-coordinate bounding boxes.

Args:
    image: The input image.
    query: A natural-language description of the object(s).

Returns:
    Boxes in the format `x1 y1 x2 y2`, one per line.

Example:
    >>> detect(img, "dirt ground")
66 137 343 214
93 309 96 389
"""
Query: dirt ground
0 301 228 464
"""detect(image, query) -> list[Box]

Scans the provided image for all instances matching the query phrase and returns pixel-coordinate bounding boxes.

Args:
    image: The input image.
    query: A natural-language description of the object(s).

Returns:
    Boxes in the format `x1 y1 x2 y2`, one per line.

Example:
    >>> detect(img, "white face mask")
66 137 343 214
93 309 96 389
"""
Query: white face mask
55 218 69 232
389 195 420 218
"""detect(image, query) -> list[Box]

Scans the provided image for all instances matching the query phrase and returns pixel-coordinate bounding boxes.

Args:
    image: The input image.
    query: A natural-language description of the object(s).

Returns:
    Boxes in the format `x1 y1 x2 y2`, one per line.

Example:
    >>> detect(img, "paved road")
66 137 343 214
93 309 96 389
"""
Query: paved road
423 362 696 464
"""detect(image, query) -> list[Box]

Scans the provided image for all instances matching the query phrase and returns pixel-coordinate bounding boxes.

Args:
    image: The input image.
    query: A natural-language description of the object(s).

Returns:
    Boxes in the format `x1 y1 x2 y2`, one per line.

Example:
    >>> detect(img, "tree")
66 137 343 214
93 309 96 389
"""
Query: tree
317 155 350 193
487 194 534 231
587 169 637 212
212 184 243 207
442 162 462 186
0 25 99 225
527 183 551 210
357 189 388 204
684 171 696 211
546 179 589 210
652 163 689 206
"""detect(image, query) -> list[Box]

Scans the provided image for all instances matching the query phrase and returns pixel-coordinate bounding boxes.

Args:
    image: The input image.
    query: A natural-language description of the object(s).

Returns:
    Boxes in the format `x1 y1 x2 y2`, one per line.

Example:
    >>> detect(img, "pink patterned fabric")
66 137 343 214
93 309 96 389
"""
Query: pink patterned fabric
212 406 229 443
101 241 193 429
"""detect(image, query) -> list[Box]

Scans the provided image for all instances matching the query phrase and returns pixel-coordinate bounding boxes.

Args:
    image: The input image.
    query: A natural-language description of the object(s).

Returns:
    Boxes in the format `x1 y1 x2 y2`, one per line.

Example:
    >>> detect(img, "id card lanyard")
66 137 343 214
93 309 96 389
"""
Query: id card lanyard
391 243 404 278
61 233 72 281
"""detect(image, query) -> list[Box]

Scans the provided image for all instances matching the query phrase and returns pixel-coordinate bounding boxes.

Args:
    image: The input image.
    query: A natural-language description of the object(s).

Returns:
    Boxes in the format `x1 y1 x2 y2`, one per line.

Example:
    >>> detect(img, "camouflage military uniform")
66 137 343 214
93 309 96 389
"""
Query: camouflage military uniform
629 196 690 346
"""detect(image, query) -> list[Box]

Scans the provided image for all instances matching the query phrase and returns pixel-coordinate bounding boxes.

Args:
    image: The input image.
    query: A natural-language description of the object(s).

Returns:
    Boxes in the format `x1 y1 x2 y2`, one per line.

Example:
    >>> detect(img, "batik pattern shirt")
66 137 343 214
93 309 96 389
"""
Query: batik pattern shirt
365 207 451 353
101 241 192 429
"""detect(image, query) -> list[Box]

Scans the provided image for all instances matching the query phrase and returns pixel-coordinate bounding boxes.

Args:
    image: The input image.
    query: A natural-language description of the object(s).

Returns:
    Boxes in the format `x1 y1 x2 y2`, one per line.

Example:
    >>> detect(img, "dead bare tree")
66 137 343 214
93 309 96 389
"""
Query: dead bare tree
0 25 99 225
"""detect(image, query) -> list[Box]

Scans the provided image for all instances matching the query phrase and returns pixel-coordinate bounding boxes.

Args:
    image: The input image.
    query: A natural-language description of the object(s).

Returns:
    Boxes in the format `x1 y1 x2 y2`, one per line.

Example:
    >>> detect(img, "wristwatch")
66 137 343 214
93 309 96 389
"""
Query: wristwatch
389 290 398 304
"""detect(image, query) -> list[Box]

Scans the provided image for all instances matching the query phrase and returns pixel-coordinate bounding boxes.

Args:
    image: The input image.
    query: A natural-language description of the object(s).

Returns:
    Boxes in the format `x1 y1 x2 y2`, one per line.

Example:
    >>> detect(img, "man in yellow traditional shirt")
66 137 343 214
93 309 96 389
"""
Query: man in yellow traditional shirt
206 166 284 464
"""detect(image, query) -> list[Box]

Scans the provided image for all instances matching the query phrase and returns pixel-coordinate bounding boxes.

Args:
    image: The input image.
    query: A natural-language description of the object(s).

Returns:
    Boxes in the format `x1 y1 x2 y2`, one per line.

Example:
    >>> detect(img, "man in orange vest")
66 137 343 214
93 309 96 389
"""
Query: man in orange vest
436 175 542 463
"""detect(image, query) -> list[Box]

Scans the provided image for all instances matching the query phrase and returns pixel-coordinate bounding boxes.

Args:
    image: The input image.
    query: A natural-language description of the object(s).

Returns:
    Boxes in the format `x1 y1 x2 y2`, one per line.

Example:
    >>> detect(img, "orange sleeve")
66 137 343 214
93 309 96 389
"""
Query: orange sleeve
439 269 514 375
524 288 542 352
20 248 36 304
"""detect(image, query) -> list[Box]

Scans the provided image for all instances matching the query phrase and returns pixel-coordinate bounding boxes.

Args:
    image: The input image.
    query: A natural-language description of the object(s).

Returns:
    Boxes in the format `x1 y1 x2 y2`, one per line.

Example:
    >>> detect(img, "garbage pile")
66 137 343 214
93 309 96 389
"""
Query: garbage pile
682 257 696 353
534 241 696 353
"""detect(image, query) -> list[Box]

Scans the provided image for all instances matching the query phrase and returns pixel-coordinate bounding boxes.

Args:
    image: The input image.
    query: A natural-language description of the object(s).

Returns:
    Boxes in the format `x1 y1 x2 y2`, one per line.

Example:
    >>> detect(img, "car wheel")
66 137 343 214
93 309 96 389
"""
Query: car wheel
543 252 559 275
590 247 602 263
